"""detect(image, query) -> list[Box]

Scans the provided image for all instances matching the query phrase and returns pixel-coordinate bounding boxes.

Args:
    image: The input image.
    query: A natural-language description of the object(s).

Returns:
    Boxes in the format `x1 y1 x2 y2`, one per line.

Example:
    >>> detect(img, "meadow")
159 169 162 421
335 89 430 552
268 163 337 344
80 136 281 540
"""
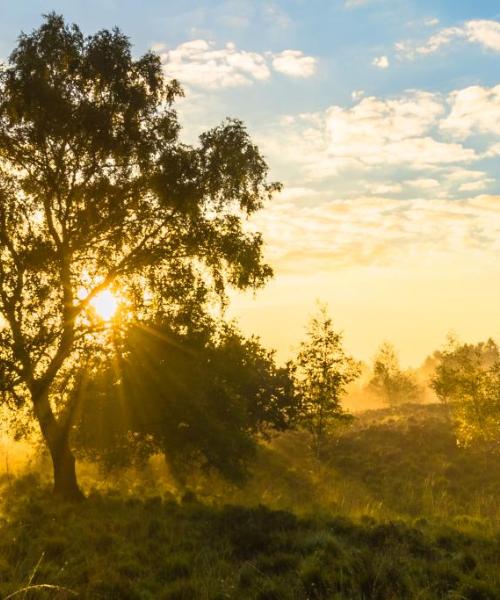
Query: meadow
1 403 499 600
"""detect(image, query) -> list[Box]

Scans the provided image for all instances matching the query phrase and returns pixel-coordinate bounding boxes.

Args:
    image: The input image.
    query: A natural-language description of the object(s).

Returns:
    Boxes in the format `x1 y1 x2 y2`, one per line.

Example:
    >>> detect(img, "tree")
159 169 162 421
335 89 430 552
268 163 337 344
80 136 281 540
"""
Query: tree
0 15 280 500
369 342 420 406
73 320 300 485
432 337 500 451
294 306 360 458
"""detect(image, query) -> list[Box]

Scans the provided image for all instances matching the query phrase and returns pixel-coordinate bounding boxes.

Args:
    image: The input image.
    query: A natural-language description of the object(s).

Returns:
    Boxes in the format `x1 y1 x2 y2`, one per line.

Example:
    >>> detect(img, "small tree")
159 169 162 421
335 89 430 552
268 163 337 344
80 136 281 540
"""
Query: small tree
369 342 420 406
432 337 500 451
294 306 360 458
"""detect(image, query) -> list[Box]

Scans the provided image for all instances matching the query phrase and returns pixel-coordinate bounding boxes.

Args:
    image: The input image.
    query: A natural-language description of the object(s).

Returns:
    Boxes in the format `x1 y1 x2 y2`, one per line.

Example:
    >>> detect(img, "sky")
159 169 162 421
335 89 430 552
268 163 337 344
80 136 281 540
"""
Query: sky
1 0 500 366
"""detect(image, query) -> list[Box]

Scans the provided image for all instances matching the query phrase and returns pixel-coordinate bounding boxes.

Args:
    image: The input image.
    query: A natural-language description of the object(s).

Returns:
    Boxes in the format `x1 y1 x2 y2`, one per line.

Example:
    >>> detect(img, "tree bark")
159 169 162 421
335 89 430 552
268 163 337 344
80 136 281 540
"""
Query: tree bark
32 391 84 502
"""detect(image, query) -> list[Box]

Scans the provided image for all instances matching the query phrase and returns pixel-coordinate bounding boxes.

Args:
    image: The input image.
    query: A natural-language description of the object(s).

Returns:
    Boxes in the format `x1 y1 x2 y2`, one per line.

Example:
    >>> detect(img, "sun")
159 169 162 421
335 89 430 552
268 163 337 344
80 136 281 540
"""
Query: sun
90 289 120 321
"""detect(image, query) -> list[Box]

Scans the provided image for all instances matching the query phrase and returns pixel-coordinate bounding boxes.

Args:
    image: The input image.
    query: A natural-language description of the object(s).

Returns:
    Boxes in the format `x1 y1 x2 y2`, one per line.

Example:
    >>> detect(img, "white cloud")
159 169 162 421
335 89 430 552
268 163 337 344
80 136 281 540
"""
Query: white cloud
405 178 440 189
272 50 317 78
465 20 500 51
459 179 493 192
405 17 440 29
441 85 500 138
158 40 270 88
415 27 464 56
262 90 481 181
261 83 500 187
445 169 487 182
397 19 500 59
372 55 389 69
425 17 440 27
352 89 365 101
157 40 316 88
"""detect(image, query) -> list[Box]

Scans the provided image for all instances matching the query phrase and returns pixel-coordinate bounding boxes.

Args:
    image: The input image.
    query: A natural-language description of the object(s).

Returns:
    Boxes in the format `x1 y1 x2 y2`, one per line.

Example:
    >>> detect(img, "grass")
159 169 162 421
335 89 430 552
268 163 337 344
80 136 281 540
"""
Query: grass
1 475 500 599
1 403 500 599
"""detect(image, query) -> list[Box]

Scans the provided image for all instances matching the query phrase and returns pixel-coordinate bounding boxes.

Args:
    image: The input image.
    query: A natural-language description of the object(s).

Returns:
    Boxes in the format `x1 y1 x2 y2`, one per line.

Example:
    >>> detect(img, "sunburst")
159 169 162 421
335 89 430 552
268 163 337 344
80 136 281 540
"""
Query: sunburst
90 289 120 321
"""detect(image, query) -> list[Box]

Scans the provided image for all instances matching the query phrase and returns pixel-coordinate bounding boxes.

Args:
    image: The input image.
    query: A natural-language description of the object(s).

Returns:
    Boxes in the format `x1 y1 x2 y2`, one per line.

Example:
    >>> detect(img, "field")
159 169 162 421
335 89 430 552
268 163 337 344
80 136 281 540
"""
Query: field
1 403 499 599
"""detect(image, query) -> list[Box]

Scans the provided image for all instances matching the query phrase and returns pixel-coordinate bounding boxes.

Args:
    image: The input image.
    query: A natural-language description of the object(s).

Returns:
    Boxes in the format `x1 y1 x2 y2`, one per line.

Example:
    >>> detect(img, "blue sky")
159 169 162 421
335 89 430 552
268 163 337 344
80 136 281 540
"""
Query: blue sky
2 1 500 365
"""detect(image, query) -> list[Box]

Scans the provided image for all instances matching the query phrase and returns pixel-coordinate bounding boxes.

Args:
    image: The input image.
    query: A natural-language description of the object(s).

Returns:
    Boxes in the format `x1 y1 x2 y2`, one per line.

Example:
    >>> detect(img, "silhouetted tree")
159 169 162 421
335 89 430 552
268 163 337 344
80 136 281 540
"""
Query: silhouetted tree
294 306 360 458
0 15 280 500
432 337 500 450
73 321 300 484
369 342 420 406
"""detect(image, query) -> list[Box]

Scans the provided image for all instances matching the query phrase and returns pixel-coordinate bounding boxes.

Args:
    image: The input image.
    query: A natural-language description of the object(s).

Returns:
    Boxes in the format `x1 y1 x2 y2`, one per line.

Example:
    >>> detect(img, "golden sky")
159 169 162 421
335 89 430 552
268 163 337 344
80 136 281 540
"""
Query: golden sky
231 192 500 367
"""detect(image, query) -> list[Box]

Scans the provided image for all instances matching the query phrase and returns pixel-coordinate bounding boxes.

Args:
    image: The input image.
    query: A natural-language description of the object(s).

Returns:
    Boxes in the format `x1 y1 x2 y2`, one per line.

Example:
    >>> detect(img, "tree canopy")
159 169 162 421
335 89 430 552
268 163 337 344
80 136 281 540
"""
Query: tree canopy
432 337 500 451
294 306 360 458
369 342 421 407
0 14 281 499
74 320 299 484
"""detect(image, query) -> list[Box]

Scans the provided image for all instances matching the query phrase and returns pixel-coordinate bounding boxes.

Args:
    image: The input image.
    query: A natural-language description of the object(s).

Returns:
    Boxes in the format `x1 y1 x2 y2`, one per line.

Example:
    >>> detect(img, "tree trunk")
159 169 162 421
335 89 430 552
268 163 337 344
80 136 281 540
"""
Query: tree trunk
32 391 84 502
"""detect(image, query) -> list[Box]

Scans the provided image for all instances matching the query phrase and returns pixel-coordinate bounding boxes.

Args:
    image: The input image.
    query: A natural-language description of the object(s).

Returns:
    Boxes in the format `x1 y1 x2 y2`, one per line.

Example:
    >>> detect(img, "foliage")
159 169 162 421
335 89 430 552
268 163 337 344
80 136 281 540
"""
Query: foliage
73 320 300 483
369 342 421 406
0 14 279 497
293 306 360 458
432 337 500 450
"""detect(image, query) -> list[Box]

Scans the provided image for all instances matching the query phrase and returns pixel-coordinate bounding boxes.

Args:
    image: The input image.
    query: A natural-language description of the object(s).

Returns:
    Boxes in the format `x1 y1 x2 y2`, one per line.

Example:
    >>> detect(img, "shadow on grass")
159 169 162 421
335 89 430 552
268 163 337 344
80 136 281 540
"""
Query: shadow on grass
0 473 499 599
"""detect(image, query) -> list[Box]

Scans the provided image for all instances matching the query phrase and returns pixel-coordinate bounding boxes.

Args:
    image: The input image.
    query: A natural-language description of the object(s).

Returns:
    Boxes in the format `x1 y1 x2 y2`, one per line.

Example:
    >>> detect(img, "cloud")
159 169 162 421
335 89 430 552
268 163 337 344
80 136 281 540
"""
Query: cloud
261 90 482 182
397 19 500 59
440 85 500 139
458 179 493 192
252 193 500 273
156 40 316 88
425 18 440 27
272 50 317 77
250 85 500 279
465 20 500 51
445 169 487 182
484 142 500 158
276 187 324 203
366 183 403 195
260 81 500 193
405 178 440 190
157 40 269 88
372 55 389 69
405 16 440 29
